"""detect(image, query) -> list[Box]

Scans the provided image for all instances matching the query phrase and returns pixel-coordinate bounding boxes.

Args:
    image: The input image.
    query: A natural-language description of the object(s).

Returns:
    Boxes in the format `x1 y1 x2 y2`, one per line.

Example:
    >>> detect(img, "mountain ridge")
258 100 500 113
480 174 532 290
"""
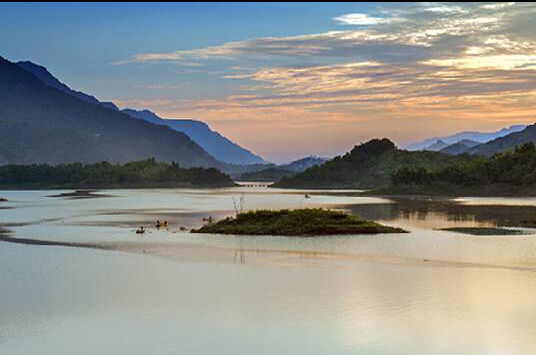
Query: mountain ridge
439 139 480 155
16 61 266 165
122 109 266 165
407 125 528 151
468 123 536 156
274 139 471 188
0 55 222 167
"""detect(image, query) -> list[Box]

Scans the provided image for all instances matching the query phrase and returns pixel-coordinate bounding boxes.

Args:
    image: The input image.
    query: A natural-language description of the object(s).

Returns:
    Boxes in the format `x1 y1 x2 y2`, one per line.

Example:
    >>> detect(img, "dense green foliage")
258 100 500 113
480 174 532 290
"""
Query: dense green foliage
238 167 295 182
192 208 406 236
392 143 536 186
275 139 470 188
0 158 234 188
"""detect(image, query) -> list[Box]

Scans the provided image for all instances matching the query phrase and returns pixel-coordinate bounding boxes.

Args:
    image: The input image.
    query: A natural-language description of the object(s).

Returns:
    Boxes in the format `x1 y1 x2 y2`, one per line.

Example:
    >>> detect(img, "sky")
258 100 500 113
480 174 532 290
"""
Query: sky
1 2 536 162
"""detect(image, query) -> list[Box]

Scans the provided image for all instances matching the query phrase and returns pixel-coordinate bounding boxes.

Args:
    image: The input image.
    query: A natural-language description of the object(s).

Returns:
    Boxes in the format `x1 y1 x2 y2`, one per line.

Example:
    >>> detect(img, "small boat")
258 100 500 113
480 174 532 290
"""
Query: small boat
304 193 311 199
136 226 145 234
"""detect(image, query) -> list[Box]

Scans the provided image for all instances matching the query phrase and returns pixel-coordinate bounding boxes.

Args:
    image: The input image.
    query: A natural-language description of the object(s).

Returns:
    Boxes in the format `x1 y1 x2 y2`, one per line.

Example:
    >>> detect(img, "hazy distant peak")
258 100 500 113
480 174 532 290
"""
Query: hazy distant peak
407 125 528 151
16 60 265 165
122 108 267 165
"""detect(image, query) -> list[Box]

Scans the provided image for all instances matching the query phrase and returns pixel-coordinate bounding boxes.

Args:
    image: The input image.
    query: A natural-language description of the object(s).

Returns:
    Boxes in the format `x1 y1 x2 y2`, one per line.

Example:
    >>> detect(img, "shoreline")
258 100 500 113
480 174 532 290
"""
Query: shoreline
0 182 237 191
269 183 536 198
1 232 536 273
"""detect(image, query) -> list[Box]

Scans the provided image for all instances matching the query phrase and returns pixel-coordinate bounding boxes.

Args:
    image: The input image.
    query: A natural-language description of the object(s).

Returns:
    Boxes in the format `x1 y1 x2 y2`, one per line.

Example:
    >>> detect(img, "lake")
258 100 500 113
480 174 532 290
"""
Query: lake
1 187 536 354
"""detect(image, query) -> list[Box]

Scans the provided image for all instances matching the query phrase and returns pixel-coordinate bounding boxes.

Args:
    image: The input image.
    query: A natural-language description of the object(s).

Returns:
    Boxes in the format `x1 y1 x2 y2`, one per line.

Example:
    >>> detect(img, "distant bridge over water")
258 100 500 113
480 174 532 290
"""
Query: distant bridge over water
235 181 273 188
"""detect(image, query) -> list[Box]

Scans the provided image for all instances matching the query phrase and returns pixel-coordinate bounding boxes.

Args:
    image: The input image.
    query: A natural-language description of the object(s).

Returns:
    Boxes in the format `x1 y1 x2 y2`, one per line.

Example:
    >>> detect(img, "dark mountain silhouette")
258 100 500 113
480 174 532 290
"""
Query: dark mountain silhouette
422 139 449 151
468 123 536 156
16 61 119 110
0 55 222 167
122 109 266 165
407 125 527 151
280 156 327 172
274 139 470 188
238 167 294 182
16 61 266 165
237 156 327 181
439 139 480 155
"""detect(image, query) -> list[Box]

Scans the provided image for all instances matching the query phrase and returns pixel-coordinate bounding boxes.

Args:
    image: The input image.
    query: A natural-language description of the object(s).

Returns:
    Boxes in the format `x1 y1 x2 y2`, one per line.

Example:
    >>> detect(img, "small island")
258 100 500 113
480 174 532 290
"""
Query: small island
439 227 526 235
192 208 406 236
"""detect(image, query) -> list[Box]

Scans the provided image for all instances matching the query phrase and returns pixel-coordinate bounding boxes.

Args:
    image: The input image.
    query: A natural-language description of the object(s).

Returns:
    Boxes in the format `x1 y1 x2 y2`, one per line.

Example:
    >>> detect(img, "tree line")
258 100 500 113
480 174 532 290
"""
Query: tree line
392 143 536 186
0 158 234 187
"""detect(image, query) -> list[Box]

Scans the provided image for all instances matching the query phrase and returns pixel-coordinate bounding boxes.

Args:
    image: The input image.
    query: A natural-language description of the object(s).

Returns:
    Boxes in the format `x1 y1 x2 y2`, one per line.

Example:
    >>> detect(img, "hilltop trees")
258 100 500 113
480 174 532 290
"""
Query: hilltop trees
391 143 536 186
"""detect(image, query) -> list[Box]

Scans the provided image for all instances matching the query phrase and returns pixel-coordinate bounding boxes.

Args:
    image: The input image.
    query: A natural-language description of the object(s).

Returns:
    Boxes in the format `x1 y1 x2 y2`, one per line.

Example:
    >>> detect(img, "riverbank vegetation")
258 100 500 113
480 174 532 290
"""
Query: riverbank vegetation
0 158 235 188
391 143 536 187
238 167 295 182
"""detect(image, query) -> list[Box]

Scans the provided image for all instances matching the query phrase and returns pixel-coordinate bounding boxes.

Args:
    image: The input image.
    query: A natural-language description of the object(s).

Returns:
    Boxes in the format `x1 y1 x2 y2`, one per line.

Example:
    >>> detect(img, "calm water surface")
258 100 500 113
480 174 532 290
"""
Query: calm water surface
1 187 536 354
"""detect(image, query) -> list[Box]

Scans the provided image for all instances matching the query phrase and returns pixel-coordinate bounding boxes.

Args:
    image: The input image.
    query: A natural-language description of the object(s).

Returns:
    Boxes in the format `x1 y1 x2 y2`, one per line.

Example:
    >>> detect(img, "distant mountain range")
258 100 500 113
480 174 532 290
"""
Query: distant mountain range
0 55 220 167
439 139 480 155
274 139 469 188
468 123 536 156
238 156 327 181
274 126 536 188
411 124 536 157
6 55 536 173
15 61 266 165
122 109 265 165
281 156 327 172
407 125 528 151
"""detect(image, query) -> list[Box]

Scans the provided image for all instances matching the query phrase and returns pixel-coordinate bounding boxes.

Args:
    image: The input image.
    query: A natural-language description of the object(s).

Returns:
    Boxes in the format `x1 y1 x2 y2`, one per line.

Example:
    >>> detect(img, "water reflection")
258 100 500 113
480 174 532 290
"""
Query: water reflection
2 189 536 354
346 197 536 229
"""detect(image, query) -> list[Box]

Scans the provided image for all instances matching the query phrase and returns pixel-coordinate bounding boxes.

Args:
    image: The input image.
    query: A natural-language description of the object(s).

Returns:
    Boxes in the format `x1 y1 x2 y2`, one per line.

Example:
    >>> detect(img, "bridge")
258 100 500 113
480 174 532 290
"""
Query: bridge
235 181 273 188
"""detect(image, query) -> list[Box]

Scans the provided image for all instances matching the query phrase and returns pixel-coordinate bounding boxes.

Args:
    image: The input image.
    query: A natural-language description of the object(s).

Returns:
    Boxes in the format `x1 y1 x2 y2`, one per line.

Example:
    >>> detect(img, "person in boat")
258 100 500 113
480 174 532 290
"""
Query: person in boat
304 193 311 199
136 226 145 234
156 220 168 229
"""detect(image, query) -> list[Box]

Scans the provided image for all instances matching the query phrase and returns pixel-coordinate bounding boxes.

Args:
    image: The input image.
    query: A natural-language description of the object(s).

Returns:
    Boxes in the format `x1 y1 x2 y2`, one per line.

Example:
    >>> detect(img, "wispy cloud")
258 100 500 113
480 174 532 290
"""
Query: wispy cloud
118 2 536 160
333 13 392 25
127 3 535 64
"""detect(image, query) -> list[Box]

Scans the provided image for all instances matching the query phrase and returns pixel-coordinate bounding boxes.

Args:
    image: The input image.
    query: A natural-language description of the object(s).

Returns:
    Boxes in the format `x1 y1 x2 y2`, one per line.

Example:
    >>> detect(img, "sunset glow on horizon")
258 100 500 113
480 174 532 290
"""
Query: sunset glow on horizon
3 2 536 162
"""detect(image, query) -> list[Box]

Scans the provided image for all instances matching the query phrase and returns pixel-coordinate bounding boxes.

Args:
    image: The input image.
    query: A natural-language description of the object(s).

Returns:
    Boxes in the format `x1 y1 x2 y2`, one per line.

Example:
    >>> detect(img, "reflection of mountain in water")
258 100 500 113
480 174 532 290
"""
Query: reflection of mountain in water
346 198 536 229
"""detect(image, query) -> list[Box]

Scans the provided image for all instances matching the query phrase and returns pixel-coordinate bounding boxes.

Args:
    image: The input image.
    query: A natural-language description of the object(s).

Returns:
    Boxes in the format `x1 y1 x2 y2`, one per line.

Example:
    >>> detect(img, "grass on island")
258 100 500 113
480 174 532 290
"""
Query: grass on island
191 208 407 236
439 227 526 235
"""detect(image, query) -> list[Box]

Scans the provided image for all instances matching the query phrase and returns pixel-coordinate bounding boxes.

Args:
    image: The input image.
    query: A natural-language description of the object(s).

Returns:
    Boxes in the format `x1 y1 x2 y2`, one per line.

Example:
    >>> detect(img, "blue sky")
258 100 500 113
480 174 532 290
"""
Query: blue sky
1 2 535 162
0 3 384 95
